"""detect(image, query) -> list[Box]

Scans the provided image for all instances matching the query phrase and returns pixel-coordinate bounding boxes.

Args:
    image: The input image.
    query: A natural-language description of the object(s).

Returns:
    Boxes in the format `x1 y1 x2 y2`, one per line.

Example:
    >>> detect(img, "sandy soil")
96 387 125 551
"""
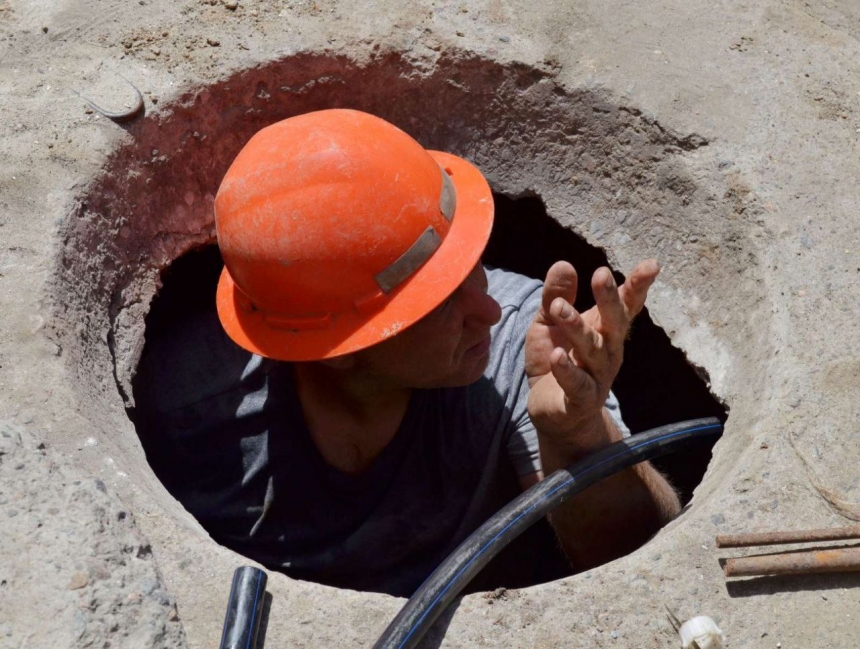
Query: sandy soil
1 0 860 647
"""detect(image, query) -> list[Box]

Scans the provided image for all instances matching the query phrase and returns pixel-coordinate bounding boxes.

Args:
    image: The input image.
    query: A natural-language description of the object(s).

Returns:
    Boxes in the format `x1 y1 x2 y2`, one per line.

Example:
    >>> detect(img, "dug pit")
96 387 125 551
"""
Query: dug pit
50 47 768 638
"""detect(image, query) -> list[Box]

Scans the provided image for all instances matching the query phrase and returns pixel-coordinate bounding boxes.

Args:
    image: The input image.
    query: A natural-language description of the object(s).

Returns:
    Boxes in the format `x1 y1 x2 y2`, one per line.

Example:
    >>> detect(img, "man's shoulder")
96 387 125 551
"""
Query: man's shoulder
482 266 542 383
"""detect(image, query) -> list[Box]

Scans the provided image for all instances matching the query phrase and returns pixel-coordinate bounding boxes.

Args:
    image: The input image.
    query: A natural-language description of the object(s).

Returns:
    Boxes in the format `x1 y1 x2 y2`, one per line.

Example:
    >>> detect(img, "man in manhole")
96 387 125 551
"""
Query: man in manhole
138 109 680 596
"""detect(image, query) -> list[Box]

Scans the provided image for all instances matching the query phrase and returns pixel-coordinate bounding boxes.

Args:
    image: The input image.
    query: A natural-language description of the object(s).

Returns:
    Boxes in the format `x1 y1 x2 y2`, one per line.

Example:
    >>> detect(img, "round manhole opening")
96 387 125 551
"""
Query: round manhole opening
53 50 759 601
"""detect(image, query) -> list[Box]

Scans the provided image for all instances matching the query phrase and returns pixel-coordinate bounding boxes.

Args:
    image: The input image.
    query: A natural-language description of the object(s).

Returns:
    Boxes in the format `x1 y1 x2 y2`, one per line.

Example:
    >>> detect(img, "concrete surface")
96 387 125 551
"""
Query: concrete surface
1 0 859 646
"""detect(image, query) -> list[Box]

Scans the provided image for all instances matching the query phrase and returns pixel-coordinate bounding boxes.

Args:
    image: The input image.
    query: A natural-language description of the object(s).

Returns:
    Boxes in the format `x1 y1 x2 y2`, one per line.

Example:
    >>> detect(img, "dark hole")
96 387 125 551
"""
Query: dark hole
131 193 725 595
482 193 727 504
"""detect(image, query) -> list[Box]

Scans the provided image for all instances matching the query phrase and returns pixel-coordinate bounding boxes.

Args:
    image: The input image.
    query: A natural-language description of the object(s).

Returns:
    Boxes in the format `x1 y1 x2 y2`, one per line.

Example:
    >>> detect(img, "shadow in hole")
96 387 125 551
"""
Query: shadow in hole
131 246 573 594
130 191 727 602
131 248 261 534
483 193 728 504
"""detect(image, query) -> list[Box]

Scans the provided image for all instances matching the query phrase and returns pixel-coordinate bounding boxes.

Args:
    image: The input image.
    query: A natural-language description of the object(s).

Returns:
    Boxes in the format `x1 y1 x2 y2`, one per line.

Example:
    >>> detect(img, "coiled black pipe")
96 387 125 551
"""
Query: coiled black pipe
373 417 723 649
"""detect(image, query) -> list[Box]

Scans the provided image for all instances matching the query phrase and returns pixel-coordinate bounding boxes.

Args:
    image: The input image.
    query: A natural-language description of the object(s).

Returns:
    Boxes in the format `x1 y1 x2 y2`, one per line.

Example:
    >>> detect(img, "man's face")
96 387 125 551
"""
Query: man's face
354 264 502 389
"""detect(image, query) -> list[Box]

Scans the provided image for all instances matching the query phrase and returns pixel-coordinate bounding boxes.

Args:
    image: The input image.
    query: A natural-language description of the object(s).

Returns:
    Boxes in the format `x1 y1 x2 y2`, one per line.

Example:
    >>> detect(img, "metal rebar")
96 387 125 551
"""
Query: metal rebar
716 525 860 548
724 547 860 578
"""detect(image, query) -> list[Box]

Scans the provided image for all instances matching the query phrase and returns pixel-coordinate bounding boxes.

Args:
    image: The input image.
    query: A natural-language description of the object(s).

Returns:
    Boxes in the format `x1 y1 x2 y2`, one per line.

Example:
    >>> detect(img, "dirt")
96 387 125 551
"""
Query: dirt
1 0 860 647
0 423 185 648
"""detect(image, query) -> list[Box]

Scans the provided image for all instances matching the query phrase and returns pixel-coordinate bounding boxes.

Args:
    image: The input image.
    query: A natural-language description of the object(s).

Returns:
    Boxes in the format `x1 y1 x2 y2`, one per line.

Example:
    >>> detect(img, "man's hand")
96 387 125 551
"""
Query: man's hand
522 259 679 571
525 259 660 446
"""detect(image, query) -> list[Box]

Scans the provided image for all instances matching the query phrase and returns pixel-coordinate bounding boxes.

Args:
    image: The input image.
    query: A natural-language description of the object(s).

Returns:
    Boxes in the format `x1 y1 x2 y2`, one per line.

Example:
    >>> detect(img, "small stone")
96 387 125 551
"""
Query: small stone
168 606 180 621
139 576 158 596
72 610 87 640
126 592 142 604
207 37 220 47
610 630 618 639
499 35 511 43
224 0 238 9
68 571 89 590
151 589 171 606
41 26 48 33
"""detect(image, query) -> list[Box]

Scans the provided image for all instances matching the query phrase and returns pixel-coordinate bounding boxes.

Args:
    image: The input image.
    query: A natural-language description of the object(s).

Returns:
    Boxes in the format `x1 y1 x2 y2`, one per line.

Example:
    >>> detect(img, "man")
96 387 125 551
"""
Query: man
135 109 679 597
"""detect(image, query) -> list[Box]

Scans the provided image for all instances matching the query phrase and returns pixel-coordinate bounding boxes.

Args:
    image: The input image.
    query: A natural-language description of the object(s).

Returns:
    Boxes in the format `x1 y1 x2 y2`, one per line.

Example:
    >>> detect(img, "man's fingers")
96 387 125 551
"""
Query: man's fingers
549 297 602 371
618 259 660 318
591 267 628 350
539 261 578 323
549 347 600 408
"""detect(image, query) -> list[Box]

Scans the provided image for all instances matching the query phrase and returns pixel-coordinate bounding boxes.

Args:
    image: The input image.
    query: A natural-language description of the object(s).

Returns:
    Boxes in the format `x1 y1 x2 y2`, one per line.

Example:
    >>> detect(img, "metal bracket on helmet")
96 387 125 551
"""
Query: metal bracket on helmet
439 166 456 222
375 226 442 294
373 167 457 295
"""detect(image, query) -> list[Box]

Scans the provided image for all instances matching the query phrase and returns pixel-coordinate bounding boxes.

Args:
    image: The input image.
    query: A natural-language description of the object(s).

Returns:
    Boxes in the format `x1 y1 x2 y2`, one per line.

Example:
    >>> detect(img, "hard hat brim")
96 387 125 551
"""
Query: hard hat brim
216 151 495 362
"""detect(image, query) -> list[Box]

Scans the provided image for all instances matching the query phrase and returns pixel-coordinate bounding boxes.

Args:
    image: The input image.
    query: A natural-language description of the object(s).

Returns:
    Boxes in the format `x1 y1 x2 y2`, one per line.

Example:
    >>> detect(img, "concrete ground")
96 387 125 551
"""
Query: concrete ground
2 0 860 646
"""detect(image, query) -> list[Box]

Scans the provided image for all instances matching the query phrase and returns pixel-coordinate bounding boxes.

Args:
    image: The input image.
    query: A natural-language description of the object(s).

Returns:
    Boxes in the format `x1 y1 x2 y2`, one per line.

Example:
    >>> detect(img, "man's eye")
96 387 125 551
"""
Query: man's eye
435 296 454 313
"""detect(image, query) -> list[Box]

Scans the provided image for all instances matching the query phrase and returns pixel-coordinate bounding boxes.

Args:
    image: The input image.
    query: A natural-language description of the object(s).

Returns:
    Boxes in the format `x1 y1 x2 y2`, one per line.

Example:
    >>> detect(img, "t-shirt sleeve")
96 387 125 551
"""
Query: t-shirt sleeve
496 276 544 478
490 269 630 479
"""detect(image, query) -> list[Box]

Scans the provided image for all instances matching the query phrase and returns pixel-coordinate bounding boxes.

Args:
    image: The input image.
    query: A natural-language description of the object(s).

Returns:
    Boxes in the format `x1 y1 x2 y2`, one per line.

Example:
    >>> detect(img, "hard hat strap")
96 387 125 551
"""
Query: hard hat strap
374 166 457 294
439 167 456 222
375 226 442 294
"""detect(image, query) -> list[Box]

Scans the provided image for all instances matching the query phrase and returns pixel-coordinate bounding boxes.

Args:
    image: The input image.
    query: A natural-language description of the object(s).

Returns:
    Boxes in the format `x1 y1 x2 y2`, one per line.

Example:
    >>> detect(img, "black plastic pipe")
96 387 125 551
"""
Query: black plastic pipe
373 417 723 649
220 566 268 649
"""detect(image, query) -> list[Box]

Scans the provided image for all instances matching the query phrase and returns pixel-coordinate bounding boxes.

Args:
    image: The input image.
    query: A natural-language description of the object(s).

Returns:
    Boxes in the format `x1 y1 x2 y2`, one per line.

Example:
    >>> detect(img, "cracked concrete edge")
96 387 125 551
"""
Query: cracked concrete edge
43 46 775 647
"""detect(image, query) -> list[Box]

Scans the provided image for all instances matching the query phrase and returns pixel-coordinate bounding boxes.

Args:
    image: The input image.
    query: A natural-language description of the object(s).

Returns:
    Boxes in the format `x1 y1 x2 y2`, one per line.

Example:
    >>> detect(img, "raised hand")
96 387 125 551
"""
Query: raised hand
525 259 659 443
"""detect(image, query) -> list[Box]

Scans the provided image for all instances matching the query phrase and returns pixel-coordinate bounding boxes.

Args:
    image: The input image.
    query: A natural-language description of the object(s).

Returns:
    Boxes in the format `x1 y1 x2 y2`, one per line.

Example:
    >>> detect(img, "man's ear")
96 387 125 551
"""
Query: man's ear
318 354 356 370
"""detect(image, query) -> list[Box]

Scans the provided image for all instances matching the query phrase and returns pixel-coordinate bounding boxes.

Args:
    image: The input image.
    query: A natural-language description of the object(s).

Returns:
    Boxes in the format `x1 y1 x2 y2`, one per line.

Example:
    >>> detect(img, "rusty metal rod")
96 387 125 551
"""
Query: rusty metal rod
724 547 860 578
716 525 860 548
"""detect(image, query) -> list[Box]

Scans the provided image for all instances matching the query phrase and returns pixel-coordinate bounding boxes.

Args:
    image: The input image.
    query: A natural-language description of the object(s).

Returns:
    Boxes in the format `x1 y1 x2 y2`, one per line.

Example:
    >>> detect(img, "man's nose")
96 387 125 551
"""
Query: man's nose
463 286 502 328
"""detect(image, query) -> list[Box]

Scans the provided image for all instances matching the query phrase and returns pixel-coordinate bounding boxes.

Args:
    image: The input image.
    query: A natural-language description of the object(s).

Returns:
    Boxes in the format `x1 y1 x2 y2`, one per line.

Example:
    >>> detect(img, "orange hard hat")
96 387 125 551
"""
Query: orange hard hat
214 109 494 361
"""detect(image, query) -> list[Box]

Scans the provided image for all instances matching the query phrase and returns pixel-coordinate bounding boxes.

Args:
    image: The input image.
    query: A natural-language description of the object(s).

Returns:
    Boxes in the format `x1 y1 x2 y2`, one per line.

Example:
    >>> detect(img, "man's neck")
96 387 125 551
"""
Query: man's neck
292 362 412 475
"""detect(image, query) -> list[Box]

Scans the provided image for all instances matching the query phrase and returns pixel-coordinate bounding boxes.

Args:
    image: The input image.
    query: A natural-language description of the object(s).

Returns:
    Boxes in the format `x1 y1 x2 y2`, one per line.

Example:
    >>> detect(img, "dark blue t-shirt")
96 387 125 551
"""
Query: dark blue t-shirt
134 267 627 596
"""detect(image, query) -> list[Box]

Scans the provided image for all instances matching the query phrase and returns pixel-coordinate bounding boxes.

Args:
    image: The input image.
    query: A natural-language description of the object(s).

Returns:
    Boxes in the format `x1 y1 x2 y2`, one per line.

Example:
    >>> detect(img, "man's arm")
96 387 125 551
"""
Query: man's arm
523 260 680 570
519 409 680 570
